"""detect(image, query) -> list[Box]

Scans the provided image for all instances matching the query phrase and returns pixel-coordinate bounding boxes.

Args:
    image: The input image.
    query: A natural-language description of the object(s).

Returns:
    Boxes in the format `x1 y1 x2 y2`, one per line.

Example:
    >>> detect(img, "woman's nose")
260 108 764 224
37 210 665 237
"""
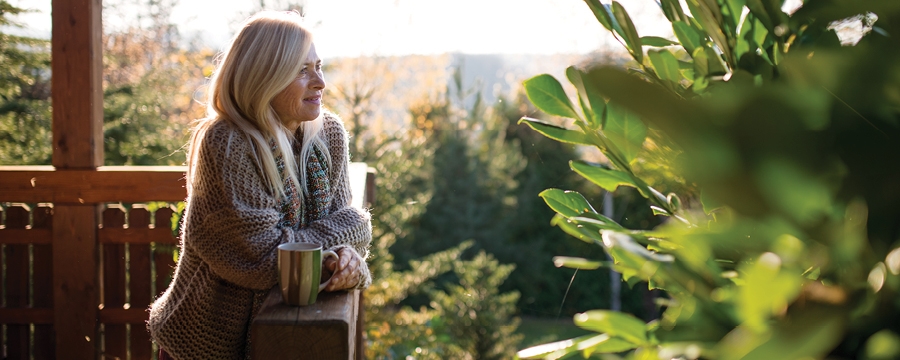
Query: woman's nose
310 72 325 90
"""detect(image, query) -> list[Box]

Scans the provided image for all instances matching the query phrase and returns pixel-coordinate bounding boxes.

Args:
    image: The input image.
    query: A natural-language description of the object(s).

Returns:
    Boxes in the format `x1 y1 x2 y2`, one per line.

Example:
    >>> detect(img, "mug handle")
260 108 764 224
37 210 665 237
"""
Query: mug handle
318 250 340 292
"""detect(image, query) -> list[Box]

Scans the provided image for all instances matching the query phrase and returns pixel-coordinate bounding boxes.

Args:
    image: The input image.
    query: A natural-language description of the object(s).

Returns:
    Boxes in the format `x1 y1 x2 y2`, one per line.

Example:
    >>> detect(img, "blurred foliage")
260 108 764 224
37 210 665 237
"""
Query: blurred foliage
519 0 900 359
0 0 52 164
0 0 206 165
101 0 208 165
328 59 525 359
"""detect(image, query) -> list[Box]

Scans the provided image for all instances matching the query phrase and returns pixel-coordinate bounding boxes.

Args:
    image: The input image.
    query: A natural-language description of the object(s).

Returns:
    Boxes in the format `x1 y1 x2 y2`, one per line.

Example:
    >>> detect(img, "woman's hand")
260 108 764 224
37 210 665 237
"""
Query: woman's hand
322 247 364 291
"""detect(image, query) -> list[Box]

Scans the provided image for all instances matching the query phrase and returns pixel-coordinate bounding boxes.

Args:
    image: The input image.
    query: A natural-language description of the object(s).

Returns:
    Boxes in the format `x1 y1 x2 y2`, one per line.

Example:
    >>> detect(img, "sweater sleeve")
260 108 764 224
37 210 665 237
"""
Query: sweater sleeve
182 125 288 290
290 113 373 289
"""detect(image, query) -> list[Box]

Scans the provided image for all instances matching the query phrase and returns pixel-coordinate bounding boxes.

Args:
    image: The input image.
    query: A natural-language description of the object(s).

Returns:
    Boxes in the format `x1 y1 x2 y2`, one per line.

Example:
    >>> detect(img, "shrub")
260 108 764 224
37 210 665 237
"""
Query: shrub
518 0 900 358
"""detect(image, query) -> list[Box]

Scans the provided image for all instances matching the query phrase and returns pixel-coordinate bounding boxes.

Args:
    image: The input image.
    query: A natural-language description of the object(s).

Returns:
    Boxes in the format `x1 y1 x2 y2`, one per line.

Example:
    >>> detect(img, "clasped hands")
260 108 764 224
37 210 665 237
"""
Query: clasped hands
321 247 364 292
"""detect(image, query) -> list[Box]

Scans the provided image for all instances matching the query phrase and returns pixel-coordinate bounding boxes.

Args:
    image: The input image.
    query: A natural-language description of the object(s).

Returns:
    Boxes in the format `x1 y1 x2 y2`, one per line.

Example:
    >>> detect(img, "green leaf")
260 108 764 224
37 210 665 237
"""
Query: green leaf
685 0 732 66
579 334 638 357
612 1 643 64
523 74 579 119
658 0 687 23
569 215 626 232
517 334 598 359
641 36 679 47
574 310 649 345
604 102 647 163
693 46 728 77
539 188 596 217
553 256 603 270
745 0 787 35
583 0 616 32
648 49 682 84
566 66 603 129
570 160 636 192
519 117 591 146
551 214 601 244
673 21 705 57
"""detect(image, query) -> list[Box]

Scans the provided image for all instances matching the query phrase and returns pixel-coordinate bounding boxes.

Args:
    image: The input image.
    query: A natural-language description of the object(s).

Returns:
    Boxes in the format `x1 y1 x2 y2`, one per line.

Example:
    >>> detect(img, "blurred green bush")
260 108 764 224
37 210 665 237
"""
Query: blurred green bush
518 0 900 358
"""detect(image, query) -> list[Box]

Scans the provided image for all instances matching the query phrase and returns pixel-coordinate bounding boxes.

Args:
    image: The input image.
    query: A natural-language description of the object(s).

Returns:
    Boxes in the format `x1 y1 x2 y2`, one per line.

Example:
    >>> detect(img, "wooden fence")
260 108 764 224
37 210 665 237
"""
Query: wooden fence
0 165 373 359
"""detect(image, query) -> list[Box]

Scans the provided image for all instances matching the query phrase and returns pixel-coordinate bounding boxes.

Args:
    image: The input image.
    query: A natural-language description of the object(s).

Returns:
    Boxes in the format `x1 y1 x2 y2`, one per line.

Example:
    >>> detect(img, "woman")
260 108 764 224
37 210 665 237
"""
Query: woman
148 11 372 360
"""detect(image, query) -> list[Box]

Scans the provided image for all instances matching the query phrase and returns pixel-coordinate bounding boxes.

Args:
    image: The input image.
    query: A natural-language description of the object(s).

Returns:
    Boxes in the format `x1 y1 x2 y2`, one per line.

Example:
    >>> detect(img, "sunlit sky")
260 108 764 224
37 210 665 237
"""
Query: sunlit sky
14 0 677 57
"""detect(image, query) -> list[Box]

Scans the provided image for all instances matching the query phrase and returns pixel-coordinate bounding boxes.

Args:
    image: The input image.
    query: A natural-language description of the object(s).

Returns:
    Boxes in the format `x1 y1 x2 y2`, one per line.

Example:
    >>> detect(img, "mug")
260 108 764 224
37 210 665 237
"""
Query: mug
277 242 339 306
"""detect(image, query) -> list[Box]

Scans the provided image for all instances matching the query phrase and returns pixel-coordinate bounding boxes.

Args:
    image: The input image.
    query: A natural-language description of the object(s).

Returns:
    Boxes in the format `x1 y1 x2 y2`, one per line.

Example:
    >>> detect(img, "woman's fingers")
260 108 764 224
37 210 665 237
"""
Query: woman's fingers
325 248 363 291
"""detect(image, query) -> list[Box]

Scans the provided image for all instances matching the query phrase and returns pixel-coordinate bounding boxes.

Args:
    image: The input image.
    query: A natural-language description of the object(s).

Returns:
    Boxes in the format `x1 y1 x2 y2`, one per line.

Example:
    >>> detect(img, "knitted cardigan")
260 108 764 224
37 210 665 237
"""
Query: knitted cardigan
147 112 372 360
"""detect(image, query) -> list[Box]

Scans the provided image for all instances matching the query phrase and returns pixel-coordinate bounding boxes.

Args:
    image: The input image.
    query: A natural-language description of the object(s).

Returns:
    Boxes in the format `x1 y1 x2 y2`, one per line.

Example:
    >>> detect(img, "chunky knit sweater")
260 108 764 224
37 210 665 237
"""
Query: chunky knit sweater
147 112 372 360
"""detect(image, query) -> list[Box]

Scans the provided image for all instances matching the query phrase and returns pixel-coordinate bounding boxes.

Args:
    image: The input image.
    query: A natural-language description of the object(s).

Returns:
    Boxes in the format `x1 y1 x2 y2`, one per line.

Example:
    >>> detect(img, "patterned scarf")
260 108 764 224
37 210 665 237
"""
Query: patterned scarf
273 140 331 229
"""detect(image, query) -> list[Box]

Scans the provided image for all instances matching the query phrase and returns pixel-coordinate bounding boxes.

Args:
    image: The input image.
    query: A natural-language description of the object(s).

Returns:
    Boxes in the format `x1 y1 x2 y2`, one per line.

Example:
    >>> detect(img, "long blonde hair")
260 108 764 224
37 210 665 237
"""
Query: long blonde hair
187 11 330 202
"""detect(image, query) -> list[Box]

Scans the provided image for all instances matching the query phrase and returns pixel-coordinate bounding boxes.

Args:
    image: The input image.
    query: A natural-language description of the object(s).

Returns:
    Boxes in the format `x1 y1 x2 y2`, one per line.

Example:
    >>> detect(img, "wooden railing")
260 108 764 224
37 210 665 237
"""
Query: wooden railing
0 164 374 359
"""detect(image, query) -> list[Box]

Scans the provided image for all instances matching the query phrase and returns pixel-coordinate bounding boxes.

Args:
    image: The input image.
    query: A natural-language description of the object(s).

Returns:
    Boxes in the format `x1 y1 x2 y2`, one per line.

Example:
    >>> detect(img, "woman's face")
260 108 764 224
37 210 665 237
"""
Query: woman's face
272 43 325 131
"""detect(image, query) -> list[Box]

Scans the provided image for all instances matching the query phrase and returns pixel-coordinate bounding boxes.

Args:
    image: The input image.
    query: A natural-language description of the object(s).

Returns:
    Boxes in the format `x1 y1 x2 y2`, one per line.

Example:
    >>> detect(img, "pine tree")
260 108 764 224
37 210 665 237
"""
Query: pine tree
0 0 52 164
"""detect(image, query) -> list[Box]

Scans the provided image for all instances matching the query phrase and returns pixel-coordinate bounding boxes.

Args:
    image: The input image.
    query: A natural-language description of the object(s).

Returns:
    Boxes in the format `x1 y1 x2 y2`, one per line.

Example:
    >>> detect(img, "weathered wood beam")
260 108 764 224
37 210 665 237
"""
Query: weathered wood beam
0 166 187 203
51 0 103 357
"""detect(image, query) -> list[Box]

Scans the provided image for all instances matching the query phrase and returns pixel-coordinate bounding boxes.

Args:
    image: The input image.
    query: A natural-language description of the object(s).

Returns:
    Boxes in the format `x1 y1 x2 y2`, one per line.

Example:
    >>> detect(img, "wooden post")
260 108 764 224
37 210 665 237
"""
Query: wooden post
251 288 359 360
51 0 103 358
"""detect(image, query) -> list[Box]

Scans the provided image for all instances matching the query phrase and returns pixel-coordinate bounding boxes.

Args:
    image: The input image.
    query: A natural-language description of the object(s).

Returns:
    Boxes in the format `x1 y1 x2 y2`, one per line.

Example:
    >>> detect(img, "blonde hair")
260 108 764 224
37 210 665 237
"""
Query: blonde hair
187 11 330 202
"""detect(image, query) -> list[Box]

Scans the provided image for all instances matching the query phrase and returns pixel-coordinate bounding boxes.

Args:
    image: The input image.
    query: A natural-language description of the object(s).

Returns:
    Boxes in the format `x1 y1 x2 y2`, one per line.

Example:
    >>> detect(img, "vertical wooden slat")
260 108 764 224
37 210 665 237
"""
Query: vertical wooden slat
102 207 127 360
32 205 56 359
4 206 29 360
153 208 176 298
1 204 4 359
52 205 100 359
51 0 103 168
130 208 153 360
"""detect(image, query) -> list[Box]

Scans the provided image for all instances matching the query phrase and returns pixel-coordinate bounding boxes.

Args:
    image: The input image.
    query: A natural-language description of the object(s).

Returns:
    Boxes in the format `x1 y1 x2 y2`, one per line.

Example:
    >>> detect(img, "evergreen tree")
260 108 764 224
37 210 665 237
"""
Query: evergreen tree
0 0 52 164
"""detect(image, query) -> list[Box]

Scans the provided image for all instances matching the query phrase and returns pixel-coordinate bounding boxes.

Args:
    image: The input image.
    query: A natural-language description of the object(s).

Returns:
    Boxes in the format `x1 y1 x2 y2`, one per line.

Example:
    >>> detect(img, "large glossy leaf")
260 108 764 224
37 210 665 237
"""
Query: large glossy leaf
641 36 679 47
673 21 705 58
604 102 647 163
570 160 636 192
583 0 616 32
585 67 695 135
580 334 639 357
523 74 579 119
551 214 601 244
574 310 649 345
649 49 682 84
539 188 596 217
519 117 591 145
686 0 733 66
612 1 644 64
566 66 603 129
658 0 687 23
722 0 747 32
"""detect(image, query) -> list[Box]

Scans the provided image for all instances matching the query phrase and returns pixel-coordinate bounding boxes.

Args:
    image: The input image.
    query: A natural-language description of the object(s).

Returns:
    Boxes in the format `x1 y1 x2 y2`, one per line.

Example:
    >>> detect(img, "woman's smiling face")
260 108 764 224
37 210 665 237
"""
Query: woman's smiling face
271 43 325 131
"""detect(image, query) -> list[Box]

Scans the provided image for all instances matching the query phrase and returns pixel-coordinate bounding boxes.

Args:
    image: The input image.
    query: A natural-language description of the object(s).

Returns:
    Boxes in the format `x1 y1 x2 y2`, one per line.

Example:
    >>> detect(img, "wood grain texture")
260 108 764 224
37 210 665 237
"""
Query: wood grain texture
52 205 100 359
4 206 30 360
129 208 154 360
32 205 56 359
251 287 359 360
153 208 177 298
101 207 127 360
51 0 102 168
0 166 187 203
